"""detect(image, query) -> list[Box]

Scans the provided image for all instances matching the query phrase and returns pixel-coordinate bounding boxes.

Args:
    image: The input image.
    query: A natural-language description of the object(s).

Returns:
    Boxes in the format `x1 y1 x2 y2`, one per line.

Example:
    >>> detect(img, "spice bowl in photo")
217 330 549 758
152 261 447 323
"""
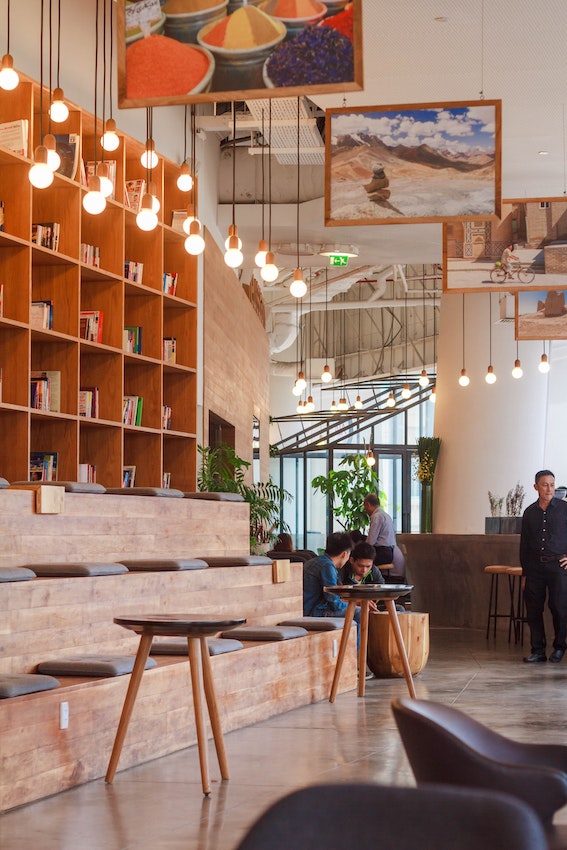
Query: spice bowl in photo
319 0 348 16
163 0 228 44
125 36 216 100
197 5 286 91
262 22 354 88
260 0 327 39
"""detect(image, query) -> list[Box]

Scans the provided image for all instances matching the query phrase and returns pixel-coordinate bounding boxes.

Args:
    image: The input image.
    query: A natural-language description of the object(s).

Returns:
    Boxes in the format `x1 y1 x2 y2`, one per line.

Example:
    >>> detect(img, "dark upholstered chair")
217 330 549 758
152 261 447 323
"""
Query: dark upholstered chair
234 782 547 850
391 697 567 825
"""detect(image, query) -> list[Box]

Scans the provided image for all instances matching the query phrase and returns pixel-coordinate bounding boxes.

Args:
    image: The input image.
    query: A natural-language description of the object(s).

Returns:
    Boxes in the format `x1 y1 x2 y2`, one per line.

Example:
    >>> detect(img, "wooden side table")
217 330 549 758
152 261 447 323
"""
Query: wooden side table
324 585 415 701
105 613 246 795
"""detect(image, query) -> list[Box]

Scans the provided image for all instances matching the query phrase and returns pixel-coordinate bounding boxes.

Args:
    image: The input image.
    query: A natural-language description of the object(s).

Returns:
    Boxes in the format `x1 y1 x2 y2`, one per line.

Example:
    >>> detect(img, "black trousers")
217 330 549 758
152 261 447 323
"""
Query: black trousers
374 546 394 567
524 561 567 652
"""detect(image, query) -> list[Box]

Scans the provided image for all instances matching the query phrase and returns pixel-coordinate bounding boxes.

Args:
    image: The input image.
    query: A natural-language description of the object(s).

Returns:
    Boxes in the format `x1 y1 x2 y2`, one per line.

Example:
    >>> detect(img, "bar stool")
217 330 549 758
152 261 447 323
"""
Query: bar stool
105 613 246 796
506 566 526 645
484 565 517 640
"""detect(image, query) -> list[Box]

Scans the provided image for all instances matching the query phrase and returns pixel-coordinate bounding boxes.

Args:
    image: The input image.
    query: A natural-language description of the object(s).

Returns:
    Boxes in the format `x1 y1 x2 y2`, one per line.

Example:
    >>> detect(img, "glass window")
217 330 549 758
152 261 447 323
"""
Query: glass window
305 452 327 554
374 411 405 445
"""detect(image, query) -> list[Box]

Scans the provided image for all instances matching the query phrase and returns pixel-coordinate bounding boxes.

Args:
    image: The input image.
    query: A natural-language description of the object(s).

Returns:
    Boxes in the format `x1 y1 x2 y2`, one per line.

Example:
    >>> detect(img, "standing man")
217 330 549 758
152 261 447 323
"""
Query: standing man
520 470 567 663
363 493 396 567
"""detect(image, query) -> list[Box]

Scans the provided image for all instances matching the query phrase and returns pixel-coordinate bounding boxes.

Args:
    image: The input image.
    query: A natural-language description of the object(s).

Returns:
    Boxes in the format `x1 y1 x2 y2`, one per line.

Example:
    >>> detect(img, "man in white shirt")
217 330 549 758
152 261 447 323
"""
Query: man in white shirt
363 493 396 567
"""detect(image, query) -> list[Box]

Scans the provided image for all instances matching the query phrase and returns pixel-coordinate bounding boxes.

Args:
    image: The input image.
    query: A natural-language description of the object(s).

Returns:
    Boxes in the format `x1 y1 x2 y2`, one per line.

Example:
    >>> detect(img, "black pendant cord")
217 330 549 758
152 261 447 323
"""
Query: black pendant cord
39 0 44 144
462 293 466 369
232 102 236 228
6 0 11 54
191 104 197 216
93 0 99 170
260 108 265 241
296 96 300 270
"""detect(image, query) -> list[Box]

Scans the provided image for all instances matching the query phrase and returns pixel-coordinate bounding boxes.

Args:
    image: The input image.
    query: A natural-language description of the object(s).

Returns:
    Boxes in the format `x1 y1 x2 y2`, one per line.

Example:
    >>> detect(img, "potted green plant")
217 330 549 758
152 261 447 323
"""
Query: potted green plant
311 453 385 533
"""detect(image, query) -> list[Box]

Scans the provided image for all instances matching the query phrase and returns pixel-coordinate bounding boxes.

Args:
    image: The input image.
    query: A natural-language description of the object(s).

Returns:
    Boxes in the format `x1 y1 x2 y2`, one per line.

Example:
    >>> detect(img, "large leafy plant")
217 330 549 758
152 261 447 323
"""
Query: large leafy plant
312 454 384 533
197 444 290 552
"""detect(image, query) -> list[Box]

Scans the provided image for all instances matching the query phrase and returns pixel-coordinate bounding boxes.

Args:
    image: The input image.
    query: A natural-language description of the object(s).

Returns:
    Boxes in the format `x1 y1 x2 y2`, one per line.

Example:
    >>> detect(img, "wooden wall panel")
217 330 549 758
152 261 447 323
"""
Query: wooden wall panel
203 231 271 480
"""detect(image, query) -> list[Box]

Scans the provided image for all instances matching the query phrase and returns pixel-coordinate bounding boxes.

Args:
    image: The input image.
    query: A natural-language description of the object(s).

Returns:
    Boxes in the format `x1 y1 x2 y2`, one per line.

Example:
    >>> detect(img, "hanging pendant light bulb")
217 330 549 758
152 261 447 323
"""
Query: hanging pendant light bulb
44 133 61 172
354 395 363 409
429 385 437 403
338 397 349 411
100 5 119 151
260 101 279 282
539 352 550 373
485 365 496 384
291 380 301 397
101 117 119 151
96 161 114 198
224 104 243 269
29 145 54 188
83 175 106 215
261 252 279 282
224 232 243 268
321 364 332 383
295 371 307 392
386 390 396 408
49 85 68 123
458 295 469 386
401 383 411 399
418 369 430 387
182 204 200 234
141 138 158 169
512 359 523 379
177 161 193 192
183 106 204 256
330 398 337 412
305 395 315 413
485 294 496 383
458 368 470 387
224 222 242 251
146 180 160 213
0 54 19 91
185 219 204 255
296 400 305 414
255 240 268 268
136 193 158 231
290 268 307 298
366 449 376 467
254 107 268 269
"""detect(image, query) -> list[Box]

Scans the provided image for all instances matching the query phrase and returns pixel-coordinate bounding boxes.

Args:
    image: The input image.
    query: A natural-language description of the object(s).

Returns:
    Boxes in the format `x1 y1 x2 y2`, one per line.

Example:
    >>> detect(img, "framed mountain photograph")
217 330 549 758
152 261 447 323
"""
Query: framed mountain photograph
325 99 501 226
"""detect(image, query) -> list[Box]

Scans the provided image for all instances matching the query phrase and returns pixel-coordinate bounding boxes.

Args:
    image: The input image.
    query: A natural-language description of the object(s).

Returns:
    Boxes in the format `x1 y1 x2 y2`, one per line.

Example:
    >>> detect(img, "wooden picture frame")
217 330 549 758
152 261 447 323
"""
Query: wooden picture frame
444 197 567 292
325 99 501 227
515 289 567 340
117 0 363 108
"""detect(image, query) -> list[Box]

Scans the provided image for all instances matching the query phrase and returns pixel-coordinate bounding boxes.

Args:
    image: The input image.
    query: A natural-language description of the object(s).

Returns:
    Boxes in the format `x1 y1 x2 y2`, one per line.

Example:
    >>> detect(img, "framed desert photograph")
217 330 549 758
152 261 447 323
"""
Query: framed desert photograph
516 289 567 340
325 100 501 227
444 198 567 292
117 0 363 107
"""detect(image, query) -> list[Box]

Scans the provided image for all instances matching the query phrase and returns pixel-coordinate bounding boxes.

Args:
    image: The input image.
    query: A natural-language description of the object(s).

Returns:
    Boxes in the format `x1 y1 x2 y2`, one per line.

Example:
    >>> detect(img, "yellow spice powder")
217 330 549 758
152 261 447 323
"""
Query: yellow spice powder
223 6 281 49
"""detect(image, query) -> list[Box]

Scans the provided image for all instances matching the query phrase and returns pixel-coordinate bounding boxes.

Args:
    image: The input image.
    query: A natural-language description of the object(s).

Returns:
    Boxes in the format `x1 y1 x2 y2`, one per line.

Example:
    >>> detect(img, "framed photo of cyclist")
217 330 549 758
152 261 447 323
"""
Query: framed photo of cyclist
325 99 501 227
515 289 567 340
444 197 567 292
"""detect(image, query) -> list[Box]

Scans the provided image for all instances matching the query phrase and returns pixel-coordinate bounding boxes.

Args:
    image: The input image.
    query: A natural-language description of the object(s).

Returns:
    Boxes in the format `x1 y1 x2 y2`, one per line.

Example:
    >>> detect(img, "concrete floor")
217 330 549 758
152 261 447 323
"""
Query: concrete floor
3 627 567 849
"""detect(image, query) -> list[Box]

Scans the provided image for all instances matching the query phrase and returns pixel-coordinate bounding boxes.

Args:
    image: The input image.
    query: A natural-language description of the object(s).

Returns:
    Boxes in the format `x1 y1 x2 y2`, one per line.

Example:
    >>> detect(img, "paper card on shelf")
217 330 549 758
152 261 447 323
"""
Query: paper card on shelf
0 119 29 157
55 134 80 179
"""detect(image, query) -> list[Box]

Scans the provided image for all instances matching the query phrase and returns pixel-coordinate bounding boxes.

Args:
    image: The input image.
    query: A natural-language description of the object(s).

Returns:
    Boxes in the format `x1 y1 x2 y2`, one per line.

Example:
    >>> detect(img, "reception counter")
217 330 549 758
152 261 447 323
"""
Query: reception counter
398 534 521 630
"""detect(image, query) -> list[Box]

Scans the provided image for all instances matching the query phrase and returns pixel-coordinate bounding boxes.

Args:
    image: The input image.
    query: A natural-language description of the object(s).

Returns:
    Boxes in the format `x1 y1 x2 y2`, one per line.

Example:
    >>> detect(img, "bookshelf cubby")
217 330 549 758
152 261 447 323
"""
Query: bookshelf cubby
0 73 197 489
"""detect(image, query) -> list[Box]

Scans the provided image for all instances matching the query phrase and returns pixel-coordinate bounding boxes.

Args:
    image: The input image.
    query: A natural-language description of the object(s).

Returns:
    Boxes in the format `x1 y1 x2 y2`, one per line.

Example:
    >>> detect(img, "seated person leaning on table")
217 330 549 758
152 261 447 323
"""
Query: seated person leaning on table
303 532 364 647
339 541 406 612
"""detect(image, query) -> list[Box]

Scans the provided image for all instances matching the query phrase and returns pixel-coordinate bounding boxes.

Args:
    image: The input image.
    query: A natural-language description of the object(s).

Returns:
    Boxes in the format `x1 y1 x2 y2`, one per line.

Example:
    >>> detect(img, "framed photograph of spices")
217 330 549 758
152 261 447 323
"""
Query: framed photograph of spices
443 198 567 292
515 289 567 340
117 0 363 108
325 100 501 227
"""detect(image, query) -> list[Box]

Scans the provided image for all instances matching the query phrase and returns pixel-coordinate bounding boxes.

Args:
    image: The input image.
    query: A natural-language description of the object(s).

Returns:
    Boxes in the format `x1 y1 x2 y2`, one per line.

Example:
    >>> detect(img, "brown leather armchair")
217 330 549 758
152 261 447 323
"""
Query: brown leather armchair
392 697 567 825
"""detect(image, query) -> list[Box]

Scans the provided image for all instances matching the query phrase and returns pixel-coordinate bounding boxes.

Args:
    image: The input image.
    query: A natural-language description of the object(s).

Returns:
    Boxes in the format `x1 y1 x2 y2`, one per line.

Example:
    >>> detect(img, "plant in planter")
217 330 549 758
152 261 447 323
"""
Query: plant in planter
311 453 385 533
197 444 291 553
488 491 504 518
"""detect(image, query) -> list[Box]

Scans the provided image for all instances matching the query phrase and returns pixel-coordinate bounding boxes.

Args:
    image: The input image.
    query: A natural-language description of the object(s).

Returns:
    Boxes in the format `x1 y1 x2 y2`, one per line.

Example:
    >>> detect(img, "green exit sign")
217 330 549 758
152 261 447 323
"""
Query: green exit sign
329 254 349 267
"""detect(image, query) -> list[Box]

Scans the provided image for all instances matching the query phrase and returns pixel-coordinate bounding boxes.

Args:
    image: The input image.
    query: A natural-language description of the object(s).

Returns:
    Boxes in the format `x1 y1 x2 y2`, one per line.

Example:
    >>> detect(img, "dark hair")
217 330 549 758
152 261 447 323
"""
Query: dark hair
273 533 294 552
351 541 376 562
535 469 554 483
363 493 379 508
348 529 366 544
325 532 353 557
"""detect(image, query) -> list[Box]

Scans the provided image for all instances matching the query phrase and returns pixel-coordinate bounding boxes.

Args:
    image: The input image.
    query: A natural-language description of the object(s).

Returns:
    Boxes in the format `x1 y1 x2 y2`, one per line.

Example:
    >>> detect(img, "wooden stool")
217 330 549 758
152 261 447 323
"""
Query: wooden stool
506 566 525 645
367 611 429 678
105 613 246 796
484 565 517 640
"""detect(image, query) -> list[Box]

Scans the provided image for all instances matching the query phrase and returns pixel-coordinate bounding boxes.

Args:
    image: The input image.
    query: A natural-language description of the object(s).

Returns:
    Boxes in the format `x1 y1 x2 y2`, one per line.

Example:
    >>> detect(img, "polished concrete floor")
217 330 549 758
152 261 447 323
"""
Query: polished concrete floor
3 627 567 849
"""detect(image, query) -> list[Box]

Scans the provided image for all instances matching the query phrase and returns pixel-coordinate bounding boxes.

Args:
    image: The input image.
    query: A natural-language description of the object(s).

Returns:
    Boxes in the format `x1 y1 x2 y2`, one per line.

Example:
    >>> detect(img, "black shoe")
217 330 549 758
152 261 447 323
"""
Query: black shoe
550 649 565 663
523 653 547 663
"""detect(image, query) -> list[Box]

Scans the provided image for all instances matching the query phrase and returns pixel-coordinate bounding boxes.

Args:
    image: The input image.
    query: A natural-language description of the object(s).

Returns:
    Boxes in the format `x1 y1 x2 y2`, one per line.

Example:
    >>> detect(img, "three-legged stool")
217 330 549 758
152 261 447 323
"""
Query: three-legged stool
484 565 517 640
105 613 246 796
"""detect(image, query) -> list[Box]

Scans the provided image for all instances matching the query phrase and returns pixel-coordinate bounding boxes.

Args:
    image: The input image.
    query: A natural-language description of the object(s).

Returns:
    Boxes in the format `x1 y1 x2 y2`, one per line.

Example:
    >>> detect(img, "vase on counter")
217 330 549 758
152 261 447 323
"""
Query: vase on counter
420 481 434 533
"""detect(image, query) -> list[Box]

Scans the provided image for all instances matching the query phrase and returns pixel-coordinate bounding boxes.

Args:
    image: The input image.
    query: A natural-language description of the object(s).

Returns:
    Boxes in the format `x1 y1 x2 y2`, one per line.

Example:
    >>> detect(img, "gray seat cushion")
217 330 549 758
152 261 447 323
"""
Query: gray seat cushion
27 562 128 577
0 566 37 582
119 558 208 572
150 637 244 656
105 487 184 497
0 477 9 488
199 555 273 567
278 617 346 631
220 625 308 641
36 655 157 677
184 492 245 501
0 673 60 698
10 480 106 493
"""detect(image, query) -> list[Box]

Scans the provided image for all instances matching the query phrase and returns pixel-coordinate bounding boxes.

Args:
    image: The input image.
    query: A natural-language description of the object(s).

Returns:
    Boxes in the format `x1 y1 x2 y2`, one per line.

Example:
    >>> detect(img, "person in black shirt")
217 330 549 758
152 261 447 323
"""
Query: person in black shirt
520 469 567 663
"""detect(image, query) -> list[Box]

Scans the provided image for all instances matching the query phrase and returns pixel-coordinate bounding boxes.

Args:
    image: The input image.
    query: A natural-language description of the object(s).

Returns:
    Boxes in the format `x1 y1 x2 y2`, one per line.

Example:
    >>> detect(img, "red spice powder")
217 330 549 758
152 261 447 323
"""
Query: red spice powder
200 15 230 47
321 5 353 40
273 0 322 17
126 35 210 98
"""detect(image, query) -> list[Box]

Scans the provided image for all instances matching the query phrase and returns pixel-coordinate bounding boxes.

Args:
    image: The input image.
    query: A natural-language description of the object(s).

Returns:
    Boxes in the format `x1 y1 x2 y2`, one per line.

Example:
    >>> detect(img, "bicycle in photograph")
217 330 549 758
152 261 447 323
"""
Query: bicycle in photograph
490 261 535 284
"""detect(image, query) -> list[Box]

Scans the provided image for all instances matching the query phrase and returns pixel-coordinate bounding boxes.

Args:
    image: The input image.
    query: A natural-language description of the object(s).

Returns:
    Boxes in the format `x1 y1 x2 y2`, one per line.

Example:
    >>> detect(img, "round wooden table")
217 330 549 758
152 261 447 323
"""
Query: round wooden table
105 613 246 796
324 585 415 701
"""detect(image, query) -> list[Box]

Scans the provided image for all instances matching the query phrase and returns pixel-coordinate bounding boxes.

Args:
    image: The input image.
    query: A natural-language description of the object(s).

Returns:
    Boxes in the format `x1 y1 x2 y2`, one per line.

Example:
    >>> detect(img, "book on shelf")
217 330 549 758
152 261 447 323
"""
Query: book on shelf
162 404 172 430
0 200 4 231
0 283 3 316
30 300 53 330
163 272 178 295
31 222 60 251
86 159 117 199
78 462 96 483
122 465 136 488
123 395 143 426
55 133 80 179
0 119 29 157
80 243 101 267
162 337 176 364
124 178 145 213
30 370 61 413
123 326 142 354
124 259 143 283
29 451 58 482
79 386 100 418
162 472 171 489
80 310 104 343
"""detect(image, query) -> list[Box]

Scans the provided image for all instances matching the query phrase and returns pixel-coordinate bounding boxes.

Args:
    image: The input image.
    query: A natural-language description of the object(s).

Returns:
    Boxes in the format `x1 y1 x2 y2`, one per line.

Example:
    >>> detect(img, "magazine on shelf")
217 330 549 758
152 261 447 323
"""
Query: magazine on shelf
86 159 117 199
122 465 136 488
124 178 145 212
30 370 61 413
0 119 29 157
29 451 58 482
80 310 104 343
55 134 80 179
30 300 53 330
78 462 96 483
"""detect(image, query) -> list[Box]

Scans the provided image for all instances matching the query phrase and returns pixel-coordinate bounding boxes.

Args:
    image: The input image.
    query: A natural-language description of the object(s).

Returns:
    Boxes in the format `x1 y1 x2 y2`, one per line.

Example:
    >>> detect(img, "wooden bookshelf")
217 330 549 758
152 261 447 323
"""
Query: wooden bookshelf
0 75 197 489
